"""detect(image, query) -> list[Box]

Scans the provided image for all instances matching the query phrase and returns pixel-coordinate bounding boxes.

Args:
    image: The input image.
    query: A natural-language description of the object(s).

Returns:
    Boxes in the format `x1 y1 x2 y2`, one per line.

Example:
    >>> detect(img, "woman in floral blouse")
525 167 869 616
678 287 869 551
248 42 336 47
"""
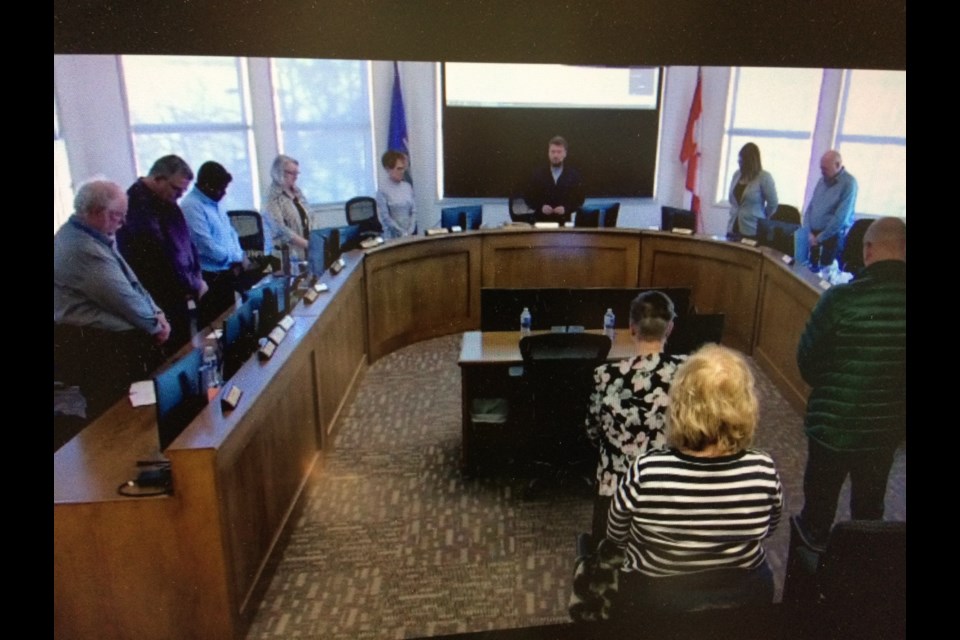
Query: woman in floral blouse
585 291 685 539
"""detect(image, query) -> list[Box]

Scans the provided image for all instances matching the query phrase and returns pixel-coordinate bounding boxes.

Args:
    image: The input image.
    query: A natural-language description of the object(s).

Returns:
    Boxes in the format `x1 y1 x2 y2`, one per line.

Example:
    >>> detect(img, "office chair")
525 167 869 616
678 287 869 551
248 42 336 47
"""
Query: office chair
440 205 483 230
154 348 208 451
660 206 697 232
508 195 536 225
838 217 874 276
573 207 600 228
519 333 612 495
227 210 265 253
771 204 801 224
783 518 906 640
756 218 800 256
345 196 383 239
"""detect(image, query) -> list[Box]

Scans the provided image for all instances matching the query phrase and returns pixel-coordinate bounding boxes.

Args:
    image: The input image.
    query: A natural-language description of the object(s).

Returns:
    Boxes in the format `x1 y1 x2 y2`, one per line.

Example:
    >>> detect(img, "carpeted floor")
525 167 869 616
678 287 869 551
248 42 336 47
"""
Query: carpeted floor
245 334 906 639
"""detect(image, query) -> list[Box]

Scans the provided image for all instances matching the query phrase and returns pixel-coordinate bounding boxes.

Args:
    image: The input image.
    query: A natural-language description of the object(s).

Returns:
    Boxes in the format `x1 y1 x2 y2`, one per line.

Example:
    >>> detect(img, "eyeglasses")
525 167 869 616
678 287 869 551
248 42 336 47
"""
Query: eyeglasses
284 170 300 177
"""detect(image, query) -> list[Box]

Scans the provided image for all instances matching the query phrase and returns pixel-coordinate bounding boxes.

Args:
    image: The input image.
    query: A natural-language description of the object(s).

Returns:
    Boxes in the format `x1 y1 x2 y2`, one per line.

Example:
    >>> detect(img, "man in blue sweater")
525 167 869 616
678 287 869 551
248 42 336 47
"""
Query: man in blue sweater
795 150 858 271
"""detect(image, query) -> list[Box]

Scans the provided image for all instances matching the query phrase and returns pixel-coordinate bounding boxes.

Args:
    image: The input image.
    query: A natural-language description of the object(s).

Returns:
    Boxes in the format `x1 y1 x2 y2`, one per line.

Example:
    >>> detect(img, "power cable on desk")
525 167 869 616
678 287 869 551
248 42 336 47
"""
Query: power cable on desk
116 461 173 497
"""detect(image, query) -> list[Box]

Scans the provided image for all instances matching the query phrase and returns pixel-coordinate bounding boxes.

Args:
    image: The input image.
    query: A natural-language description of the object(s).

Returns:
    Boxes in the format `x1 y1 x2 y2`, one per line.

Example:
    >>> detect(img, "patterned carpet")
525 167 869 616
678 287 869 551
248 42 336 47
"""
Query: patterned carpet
245 334 906 639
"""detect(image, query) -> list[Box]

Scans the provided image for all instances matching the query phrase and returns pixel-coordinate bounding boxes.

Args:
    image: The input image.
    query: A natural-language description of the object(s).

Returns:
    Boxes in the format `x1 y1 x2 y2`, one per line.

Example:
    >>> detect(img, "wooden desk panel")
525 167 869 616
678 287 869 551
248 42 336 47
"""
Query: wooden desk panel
480 230 640 288
365 236 481 361
753 251 822 414
639 234 762 353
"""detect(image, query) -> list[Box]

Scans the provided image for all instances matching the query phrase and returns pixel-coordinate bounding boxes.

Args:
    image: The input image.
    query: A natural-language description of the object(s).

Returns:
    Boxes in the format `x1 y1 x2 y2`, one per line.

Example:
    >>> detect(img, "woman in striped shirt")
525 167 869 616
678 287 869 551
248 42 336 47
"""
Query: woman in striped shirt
607 344 783 613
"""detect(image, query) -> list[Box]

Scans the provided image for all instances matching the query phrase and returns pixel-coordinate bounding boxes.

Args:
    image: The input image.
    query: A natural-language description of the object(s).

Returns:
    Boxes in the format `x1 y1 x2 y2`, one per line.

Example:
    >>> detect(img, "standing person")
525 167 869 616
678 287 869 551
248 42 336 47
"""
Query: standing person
376 150 417 239
584 291 685 540
117 155 207 352
524 136 585 224
607 345 783 614
727 142 778 238
181 161 260 327
54 179 170 416
795 217 906 551
795 150 858 270
263 154 311 261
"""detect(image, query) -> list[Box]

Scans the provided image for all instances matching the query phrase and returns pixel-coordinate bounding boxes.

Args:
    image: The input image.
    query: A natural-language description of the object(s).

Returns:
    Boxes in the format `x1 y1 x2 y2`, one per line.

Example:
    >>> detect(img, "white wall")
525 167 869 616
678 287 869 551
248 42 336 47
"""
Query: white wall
54 56 736 234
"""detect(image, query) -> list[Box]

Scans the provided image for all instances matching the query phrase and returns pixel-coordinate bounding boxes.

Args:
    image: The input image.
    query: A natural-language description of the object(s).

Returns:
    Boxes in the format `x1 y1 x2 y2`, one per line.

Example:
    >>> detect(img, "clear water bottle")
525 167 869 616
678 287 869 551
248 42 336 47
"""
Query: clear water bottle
603 308 616 339
520 307 532 336
200 344 221 393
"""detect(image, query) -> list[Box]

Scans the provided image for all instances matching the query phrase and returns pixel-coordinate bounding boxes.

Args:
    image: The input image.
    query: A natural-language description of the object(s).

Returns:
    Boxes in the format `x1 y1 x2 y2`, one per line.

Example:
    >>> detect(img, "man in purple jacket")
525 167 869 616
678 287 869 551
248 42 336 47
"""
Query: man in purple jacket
117 155 208 352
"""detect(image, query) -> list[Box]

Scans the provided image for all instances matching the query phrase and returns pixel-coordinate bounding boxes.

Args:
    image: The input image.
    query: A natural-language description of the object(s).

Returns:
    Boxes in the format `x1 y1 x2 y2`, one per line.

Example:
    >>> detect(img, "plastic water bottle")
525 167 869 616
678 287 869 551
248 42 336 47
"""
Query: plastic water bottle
520 307 532 336
603 308 616 339
200 343 221 393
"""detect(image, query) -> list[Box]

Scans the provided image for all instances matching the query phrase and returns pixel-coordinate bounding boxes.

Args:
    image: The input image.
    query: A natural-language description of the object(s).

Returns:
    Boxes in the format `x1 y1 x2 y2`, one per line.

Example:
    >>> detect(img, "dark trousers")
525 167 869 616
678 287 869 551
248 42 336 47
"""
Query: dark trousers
799 438 896 546
614 562 774 615
200 270 239 329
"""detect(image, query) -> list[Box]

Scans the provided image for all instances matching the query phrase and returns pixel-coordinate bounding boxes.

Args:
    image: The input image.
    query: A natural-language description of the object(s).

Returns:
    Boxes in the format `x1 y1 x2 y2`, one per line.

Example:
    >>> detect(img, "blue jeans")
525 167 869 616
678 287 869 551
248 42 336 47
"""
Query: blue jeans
795 227 842 270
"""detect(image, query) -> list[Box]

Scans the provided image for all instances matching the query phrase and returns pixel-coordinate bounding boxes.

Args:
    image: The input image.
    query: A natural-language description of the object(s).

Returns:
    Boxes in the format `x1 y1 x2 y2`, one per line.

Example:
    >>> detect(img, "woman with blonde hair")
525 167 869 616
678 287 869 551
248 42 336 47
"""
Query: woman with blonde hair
607 344 783 613
263 154 311 260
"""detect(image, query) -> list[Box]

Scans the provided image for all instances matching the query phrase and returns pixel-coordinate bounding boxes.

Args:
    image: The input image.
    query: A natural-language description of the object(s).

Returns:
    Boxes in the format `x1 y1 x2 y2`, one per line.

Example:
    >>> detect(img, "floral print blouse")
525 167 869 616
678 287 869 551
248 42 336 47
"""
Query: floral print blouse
585 353 686 496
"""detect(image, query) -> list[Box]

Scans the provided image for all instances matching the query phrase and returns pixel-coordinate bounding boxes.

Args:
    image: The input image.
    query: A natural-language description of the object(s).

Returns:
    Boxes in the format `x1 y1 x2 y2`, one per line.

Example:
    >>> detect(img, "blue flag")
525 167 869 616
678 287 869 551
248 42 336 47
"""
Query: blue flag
388 61 412 184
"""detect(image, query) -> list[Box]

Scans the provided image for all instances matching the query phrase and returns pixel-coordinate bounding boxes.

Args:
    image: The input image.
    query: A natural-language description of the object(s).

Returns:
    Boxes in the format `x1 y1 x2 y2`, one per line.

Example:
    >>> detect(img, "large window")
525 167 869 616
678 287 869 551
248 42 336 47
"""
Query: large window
835 70 906 217
54 97 73 233
271 58 375 204
718 67 906 218
121 55 258 212
717 67 822 210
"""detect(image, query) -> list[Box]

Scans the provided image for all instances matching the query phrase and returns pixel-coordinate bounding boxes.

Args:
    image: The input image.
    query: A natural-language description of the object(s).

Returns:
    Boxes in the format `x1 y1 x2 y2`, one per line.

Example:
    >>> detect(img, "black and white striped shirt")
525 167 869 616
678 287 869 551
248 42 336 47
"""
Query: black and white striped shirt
607 448 783 576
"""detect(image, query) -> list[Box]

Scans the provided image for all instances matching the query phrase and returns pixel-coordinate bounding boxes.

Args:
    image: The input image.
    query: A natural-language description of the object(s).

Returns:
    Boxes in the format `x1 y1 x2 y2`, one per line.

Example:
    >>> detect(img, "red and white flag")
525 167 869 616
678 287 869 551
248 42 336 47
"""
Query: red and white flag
680 68 704 233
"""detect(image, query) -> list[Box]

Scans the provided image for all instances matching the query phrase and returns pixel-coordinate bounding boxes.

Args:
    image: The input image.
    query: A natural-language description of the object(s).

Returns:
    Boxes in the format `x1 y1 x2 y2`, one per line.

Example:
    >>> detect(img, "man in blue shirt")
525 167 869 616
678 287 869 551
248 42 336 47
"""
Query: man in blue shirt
181 161 255 327
795 150 858 270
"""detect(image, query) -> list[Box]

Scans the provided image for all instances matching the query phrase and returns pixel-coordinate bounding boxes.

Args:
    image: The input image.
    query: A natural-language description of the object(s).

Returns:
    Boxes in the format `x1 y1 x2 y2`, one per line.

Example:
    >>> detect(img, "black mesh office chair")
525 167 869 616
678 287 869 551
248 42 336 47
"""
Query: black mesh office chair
345 196 383 239
667 313 725 355
838 217 874 276
519 333 612 494
227 210 265 252
508 195 536 225
771 204 802 224
784 518 906 640
661 206 697 232
599 202 620 228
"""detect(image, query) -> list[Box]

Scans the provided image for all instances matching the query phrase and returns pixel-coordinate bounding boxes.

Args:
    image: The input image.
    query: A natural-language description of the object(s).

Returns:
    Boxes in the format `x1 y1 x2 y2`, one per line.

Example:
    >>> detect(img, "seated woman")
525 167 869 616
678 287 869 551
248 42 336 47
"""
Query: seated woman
585 291 685 540
376 150 417 239
727 142 778 239
263 154 311 261
608 344 783 614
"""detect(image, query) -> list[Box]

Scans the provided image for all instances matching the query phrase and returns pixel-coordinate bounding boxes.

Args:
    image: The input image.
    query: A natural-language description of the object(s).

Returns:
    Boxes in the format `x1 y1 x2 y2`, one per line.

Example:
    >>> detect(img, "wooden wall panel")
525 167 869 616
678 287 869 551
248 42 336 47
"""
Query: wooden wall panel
640 234 762 353
753 256 821 414
365 236 481 361
481 230 641 288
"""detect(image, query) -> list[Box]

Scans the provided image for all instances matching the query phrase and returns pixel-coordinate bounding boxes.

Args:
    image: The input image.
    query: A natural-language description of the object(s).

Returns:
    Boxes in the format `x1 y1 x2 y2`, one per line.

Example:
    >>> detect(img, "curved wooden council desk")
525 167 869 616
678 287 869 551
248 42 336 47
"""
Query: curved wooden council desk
55 228 823 640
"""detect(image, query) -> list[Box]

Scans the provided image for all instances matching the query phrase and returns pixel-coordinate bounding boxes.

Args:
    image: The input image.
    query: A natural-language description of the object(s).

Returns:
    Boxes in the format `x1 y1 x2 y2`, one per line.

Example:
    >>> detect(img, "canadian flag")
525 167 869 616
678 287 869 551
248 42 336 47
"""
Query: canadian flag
680 68 704 233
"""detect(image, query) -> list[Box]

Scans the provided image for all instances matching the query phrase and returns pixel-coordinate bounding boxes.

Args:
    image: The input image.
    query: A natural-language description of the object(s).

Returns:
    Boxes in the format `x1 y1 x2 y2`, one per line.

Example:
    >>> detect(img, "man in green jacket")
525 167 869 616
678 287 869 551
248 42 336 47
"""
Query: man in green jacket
796 217 906 550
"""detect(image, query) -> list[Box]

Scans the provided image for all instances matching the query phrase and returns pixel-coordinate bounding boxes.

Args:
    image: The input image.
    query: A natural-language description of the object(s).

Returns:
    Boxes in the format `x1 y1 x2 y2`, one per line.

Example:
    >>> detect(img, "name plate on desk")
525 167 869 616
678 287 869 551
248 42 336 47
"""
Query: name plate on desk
781 254 794 265
534 222 561 229
329 258 346 275
303 288 319 303
671 227 694 235
819 280 832 290
739 238 759 247
221 385 243 411
450 225 463 233
425 228 450 236
267 326 287 345
278 315 295 331
360 236 385 249
258 340 277 360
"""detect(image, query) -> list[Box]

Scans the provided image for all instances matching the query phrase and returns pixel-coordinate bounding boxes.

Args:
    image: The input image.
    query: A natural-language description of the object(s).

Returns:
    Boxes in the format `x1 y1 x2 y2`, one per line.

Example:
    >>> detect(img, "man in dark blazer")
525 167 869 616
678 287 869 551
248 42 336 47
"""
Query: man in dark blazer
524 136 585 224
